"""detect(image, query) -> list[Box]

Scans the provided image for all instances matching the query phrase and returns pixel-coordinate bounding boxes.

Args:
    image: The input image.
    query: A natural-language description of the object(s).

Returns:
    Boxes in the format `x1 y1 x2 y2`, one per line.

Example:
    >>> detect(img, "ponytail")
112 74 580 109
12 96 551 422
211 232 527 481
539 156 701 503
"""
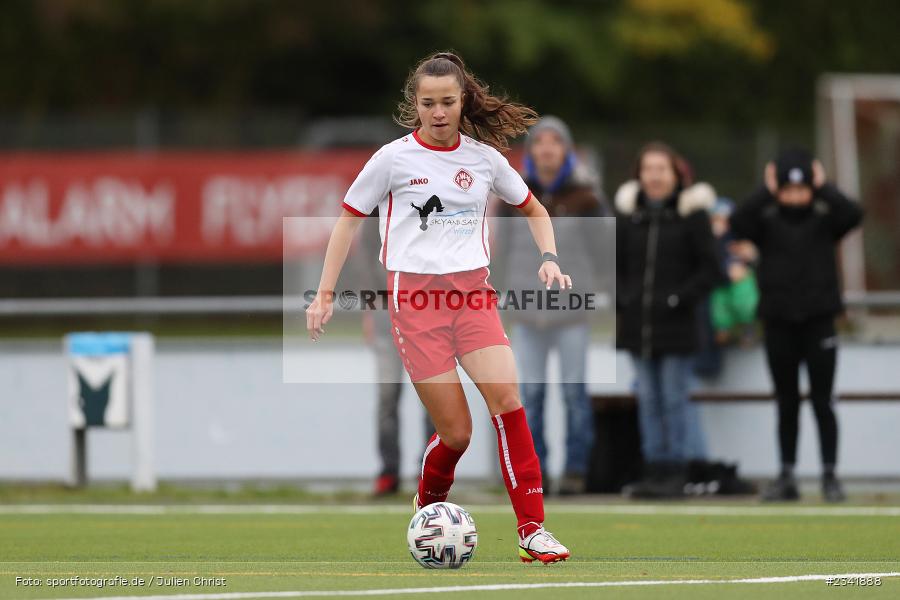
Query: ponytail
396 51 538 153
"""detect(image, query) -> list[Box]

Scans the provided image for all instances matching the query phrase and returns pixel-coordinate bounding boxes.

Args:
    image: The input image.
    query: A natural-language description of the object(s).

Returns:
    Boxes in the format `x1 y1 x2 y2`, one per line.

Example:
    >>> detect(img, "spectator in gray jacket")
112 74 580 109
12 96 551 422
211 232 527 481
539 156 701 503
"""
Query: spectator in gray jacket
498 116 610 494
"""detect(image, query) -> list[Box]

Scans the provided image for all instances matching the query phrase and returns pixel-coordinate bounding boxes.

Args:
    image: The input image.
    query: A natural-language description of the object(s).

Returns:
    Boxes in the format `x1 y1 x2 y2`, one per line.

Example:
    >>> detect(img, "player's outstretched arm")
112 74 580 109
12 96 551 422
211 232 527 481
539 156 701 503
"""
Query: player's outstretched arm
517 193 572 290
306 209 365 341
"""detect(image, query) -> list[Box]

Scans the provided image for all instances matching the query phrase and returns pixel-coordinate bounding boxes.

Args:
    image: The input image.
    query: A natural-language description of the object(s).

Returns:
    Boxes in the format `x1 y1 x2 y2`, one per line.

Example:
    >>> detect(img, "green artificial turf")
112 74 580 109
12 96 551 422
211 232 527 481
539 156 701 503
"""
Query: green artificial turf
1 504 898 599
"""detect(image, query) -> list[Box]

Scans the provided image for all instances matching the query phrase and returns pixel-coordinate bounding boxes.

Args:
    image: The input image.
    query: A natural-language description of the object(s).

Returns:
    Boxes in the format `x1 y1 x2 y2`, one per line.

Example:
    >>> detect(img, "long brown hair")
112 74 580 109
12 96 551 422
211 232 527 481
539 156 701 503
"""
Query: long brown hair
633 141 694 187
395 51 538 153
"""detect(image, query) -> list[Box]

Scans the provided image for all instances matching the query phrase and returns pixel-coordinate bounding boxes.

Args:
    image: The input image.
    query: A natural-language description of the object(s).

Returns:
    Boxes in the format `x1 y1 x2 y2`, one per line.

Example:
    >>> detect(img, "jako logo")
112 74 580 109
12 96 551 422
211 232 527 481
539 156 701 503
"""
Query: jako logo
409 178 429 186
525 487 543 495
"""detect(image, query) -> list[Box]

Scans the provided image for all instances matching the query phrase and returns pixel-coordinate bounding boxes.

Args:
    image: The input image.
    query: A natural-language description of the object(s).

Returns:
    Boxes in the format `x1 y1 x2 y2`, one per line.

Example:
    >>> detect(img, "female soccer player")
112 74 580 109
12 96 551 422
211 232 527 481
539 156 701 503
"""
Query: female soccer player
306 52 571 563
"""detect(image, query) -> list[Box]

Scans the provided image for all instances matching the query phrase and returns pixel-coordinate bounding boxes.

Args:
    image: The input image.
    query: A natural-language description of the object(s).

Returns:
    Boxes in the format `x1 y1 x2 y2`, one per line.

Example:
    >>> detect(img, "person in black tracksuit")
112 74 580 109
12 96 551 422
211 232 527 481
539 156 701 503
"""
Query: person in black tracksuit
729 147 863 503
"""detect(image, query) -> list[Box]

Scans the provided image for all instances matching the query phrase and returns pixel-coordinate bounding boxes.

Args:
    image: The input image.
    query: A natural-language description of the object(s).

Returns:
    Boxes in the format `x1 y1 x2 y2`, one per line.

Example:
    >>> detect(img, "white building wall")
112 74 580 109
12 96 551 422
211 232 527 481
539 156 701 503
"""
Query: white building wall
1 340 899 482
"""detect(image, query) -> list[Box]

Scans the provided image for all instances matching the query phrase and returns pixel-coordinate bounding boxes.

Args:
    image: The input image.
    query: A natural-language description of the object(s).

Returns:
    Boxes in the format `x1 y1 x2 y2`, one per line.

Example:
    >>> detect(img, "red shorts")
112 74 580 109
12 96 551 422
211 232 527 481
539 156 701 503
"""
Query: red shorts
386 267 510 382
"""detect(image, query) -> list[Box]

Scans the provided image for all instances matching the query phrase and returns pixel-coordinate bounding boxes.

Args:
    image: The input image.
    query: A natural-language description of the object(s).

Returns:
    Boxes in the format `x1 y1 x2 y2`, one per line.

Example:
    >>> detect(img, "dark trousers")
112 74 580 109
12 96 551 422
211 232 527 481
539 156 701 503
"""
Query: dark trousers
763 315 839 467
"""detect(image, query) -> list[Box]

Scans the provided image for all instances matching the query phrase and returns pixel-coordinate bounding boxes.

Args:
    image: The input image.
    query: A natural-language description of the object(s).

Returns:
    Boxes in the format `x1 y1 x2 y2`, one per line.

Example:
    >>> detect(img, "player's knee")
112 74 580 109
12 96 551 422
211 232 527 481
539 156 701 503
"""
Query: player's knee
441 426 472 451
494 389 522 414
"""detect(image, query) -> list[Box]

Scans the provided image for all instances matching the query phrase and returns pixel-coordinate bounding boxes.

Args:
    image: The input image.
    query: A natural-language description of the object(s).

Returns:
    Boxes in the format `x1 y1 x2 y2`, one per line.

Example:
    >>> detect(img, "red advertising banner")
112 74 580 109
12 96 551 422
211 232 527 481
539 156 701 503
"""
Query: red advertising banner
0 151 375 265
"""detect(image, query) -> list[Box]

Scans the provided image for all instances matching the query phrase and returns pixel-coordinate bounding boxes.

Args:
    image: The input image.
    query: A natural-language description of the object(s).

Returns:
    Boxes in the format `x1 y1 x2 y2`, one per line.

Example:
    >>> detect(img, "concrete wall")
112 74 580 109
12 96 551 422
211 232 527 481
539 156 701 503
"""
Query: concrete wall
2 339 899 482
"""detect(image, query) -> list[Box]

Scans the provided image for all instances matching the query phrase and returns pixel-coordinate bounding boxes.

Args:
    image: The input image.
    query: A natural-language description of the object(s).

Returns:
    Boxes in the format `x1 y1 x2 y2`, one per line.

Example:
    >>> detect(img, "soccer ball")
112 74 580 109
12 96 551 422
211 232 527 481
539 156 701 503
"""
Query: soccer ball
407 502 478 569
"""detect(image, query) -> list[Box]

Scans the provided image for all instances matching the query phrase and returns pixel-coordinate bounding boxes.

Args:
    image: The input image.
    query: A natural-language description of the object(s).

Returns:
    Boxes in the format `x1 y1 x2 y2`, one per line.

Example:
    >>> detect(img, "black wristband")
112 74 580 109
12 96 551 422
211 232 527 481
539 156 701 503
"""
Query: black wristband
541 252 558 264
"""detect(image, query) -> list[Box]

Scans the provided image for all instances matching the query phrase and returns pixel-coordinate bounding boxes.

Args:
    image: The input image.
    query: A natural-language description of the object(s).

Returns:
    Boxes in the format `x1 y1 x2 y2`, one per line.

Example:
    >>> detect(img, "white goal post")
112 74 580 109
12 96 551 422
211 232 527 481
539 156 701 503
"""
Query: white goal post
817 73 900 302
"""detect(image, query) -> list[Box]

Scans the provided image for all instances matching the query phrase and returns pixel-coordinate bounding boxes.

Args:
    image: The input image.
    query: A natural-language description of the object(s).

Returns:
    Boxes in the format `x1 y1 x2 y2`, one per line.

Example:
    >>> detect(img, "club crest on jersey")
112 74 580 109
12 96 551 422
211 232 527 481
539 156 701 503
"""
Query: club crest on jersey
454 168 474 192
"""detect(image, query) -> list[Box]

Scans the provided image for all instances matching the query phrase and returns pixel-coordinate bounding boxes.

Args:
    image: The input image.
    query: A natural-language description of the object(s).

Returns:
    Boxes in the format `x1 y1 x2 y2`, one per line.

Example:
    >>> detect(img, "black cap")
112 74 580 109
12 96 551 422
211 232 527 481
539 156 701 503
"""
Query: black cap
775 147 813 188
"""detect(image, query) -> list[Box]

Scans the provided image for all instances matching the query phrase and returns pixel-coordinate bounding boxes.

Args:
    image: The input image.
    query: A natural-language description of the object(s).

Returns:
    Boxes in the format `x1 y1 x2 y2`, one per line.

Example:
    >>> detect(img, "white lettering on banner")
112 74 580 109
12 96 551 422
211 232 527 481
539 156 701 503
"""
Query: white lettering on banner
0 179 175 247
202 176 343 246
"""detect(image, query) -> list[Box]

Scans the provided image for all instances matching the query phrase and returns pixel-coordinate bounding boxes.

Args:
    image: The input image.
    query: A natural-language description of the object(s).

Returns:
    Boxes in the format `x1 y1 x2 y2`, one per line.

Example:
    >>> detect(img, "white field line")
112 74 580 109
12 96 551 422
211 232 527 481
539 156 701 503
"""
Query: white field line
44 572 900 600
2 504 900 517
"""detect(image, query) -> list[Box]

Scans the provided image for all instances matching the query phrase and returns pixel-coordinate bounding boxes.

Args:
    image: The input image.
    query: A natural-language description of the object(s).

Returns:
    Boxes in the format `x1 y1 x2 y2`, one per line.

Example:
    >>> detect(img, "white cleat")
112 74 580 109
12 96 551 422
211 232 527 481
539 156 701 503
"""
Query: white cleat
518 527 570 564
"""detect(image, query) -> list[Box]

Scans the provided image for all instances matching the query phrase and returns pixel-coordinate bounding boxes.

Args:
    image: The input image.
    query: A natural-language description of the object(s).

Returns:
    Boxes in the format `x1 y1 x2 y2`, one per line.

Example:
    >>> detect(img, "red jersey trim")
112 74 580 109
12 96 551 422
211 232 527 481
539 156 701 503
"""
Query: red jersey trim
480 202 489 261
381 192 393 266
341 202 367 217
413 128 461 152
514 191 532 209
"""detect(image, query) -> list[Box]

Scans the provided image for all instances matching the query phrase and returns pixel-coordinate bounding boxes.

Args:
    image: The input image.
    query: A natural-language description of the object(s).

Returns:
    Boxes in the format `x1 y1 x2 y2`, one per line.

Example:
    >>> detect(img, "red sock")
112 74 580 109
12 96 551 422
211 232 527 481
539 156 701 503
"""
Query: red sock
417 433 465 507
491 406 544 539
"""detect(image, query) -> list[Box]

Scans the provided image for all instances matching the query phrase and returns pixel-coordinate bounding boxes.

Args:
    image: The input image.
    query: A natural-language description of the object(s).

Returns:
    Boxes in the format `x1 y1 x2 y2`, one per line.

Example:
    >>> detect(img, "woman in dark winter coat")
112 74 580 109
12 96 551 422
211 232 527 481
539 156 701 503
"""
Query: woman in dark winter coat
730 148 863 503
615 142 721 498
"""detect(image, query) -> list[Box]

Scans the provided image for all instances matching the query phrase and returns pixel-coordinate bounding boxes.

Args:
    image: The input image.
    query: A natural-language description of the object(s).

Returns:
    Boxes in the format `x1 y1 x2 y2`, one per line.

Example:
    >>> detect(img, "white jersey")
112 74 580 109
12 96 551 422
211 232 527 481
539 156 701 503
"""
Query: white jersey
342 130 531 274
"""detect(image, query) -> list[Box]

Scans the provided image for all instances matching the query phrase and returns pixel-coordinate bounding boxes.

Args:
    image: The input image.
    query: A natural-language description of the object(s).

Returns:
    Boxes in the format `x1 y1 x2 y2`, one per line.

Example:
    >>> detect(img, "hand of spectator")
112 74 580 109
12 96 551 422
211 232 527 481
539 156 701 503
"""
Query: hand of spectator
728 240 758 263
728 262 748 282
812 159 826 188
764 162 778 195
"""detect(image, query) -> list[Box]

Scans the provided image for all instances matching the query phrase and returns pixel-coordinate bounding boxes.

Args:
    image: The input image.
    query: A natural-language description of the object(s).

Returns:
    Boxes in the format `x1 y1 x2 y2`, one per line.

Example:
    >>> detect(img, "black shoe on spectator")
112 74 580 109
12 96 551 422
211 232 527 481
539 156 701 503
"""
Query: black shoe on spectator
623 462 687 499
558 472 586 496
761 475 800 502
822 476 846 503
686 460 757 496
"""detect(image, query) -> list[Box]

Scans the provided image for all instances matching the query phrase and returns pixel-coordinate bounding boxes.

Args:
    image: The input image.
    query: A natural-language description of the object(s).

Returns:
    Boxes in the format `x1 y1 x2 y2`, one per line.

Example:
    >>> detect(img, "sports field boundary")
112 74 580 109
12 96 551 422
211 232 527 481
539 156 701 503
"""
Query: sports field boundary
45 572 900 600
2 503 900 516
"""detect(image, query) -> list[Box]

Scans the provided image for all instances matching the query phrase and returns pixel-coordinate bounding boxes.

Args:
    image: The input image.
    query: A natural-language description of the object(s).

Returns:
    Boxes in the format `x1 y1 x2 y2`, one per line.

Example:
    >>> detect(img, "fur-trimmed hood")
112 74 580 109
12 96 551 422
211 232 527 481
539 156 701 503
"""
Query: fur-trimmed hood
614 180 717 217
